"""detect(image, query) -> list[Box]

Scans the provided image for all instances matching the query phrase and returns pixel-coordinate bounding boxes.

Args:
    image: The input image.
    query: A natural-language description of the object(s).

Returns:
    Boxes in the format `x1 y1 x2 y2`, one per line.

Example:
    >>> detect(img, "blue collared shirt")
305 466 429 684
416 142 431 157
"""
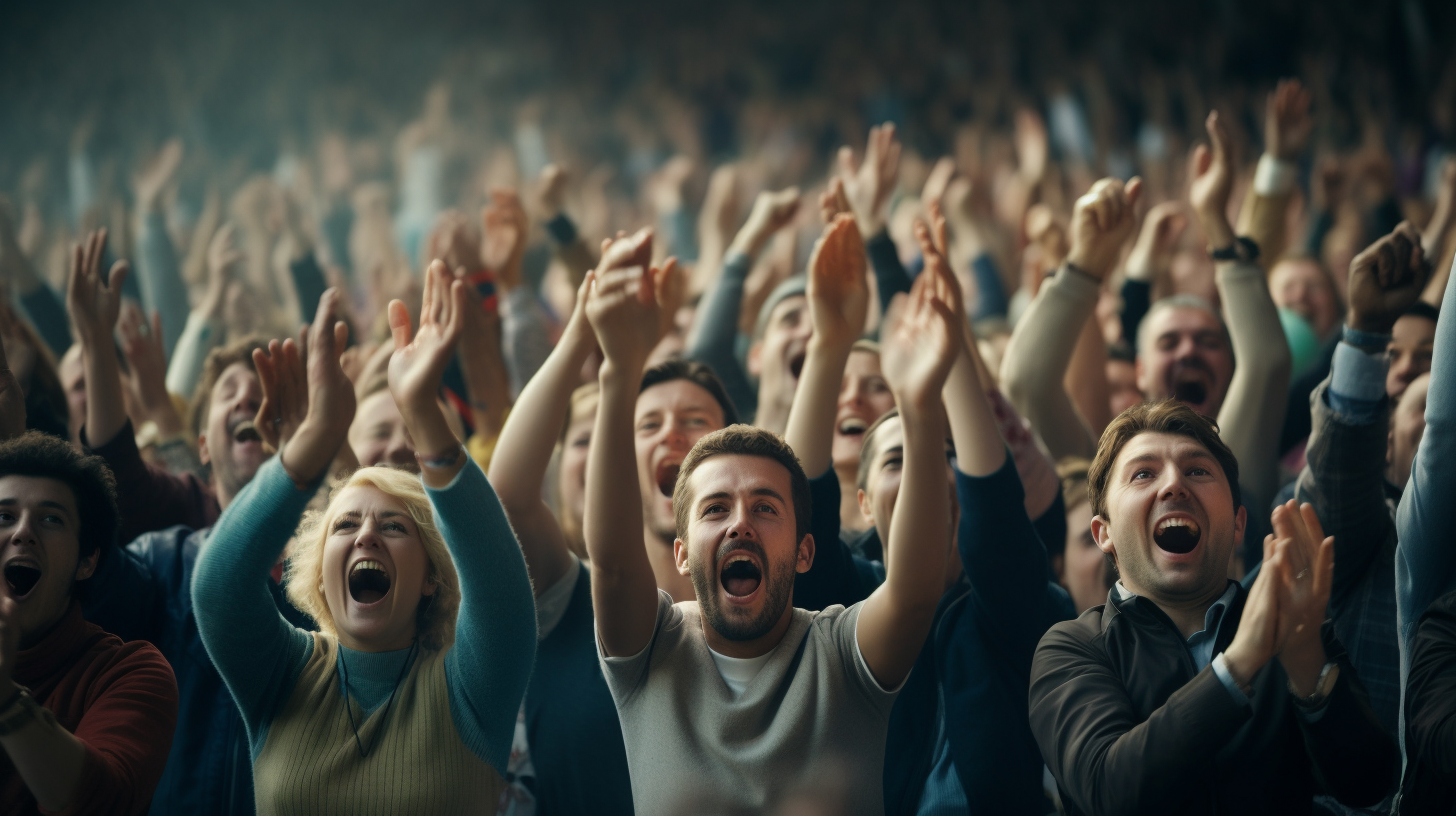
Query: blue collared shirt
1114 580 1249 704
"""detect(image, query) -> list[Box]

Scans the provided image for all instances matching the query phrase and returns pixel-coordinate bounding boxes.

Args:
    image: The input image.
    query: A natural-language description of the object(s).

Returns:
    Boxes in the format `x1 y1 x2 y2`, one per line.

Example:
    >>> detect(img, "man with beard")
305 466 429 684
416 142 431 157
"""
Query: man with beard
1003 111 1292 556
1030 399 1398 815
585 225 960 816
69 230 320 816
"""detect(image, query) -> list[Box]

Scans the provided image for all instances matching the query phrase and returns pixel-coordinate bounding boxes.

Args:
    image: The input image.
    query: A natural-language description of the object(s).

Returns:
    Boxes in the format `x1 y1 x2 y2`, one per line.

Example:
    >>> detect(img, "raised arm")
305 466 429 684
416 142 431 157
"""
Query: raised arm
131 139 189 355
389 259 536 770
166 223 237 399
1001 177 1143 461
585 230 674 657
856 240 958 690
0 197 70 357
69 229 131 451
482 189 551 395
535 165 596 287
1398 249 1456 655
1193 111 1294 514
488 272 596 593
1235 79 1311 266
838 124 910 315
193 289 355 743
1120 201 1186 344
1298 223 1428 601
1421 158 1456 306
0 308 26 440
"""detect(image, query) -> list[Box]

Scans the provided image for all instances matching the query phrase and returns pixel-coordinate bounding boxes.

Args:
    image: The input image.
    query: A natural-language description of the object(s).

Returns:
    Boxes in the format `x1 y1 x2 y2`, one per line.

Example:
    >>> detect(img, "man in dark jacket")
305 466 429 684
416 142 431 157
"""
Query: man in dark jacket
1030 398 1399 815
1400 587 1456 814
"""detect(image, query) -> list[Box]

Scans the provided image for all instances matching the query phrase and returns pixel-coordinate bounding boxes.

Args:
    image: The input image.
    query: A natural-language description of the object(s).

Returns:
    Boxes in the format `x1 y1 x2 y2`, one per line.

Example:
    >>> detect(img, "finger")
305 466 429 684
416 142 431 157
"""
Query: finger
1298 502 1327 545
88 228 107 277
1191 144 1212 179
388 299 413 350
1125 177 1144 212
150 311 164 347
107 260 130 301
837 145 858 178
333 321 350 360
1313 536 1336 599
930 201 948 255
1207 111 1231 167
445 279 469 341
421 260 441 326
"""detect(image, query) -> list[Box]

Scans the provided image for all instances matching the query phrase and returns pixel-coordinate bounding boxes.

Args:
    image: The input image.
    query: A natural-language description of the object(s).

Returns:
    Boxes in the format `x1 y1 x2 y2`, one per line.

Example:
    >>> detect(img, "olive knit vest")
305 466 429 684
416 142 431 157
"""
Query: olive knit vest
252 633 504 815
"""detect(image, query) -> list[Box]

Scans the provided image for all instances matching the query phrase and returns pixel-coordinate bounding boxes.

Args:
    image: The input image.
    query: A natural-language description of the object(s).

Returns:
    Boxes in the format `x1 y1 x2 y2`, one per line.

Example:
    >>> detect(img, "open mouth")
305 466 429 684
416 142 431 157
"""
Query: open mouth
788 351 806 380
836 416 868 438
655 461 681 498
3 560 41 598
720 554 762 598
1172 381 1208 406
1153 517 1202 554
348 559 392 605
232 419 262 445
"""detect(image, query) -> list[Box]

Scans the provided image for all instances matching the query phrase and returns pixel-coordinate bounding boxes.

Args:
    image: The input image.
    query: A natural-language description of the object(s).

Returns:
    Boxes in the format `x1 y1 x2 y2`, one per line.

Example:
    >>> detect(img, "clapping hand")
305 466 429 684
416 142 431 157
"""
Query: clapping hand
1265 79 1313 162
481 189 528 291
881 229 960 411
256 288 355 485
838 123 902 237
1189 111 1237 249
585 228 669 375
1066 177 1144 281
806 213 869 351
66 229 129 348
1268 501 1335 696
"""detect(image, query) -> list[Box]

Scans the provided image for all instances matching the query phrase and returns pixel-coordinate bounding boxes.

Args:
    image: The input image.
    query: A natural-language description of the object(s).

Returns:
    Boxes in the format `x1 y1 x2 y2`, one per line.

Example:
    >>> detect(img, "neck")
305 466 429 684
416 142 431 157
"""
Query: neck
337 628 417 653
644 529 696 603
1128 579 1229 640
19 599 73 651
702 602 794 659
836 467 867 534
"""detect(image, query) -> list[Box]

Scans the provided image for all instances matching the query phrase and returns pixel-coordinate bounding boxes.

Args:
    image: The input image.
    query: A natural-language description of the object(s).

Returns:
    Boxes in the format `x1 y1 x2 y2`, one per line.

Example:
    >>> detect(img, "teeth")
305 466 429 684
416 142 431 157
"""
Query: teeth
838 418 867 434
1157 518 1200 534
351 560 385 575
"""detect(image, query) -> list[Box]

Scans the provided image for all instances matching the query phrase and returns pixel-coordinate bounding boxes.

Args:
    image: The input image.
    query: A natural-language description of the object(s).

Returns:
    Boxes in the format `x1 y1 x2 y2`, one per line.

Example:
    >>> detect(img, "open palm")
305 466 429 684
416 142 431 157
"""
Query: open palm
389 259 467 414
807 214 869 348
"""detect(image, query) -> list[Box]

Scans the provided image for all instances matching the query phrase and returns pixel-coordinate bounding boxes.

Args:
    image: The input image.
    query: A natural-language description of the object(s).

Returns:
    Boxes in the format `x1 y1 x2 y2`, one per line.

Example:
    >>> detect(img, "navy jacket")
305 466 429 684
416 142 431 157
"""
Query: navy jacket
83 525 313 816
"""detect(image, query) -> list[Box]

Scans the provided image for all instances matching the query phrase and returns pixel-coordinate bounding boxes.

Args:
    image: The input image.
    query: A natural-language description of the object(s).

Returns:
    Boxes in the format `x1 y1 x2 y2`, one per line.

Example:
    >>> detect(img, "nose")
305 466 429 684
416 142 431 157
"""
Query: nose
386 430 415 465
233 380 263 416
353 519 384 549
8 513 38 547
661 415 690 451
838 377 862 411
1158 469 1191 500
725 508 756 540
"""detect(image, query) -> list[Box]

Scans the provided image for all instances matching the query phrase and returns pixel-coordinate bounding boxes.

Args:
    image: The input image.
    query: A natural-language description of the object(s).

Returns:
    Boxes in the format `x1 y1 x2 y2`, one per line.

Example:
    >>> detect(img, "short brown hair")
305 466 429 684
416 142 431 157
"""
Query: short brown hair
189 335 270 437
672 425 810 546
1088 400 1240 520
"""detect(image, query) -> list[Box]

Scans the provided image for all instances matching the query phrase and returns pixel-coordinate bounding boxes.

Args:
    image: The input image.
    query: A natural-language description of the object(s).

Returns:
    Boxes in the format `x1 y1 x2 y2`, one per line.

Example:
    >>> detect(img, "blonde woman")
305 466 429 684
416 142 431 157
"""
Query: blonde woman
193 269 535 814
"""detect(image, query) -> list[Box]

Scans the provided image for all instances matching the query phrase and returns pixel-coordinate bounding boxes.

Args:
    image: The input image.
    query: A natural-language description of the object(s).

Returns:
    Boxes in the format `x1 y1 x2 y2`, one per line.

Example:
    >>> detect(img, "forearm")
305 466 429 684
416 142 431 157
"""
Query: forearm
165 310 224 398
785 338 852 477
1216 259 1293 511
944 344 1006 477
81 338 129 449
136 209 189 355
999 265 1099 461
458 336 512 443
684 252 758 414
501 286 554 397
1235 183 1294 270
1065 313 1112 436
543 214 595 287
1119 278 1152 346
0 703 87 812
587 363 660 655
865 230 911 317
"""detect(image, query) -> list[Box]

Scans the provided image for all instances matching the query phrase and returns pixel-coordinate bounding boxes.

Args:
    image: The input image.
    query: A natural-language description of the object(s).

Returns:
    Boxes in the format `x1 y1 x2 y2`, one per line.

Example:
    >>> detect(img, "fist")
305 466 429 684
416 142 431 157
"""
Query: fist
1066 177 1144 280
1346 221 1428 335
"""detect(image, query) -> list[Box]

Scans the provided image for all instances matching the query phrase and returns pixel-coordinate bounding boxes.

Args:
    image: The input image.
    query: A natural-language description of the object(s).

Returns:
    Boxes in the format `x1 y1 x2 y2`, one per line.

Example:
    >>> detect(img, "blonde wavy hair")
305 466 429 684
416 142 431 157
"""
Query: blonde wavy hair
286 466 461 650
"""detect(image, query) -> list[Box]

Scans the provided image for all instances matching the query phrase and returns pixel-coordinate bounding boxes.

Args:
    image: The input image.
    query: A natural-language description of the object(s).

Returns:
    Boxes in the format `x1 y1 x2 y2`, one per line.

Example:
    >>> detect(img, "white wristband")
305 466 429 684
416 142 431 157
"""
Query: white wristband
1254 155 1298 196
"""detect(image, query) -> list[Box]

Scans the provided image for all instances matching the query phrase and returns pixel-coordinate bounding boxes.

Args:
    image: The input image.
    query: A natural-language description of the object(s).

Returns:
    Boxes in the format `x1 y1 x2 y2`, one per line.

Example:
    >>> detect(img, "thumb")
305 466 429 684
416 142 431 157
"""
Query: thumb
388 300 413 350
837 146 858 178
1125 177 1144 211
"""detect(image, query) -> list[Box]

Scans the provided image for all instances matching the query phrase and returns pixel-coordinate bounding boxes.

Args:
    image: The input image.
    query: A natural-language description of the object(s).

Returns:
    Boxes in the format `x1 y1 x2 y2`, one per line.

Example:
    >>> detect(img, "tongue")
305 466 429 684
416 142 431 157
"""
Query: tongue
355 588 386 604
725 575 761 597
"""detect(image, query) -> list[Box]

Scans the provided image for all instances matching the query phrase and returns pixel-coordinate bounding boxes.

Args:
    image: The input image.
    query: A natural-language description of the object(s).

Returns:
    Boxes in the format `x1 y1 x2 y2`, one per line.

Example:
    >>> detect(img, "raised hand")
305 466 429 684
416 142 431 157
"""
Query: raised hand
1189 111 1237 249
915 202 966 322
1269 501 1335 696
881 248 960 410
427 210 482 276
389 259 468 421
201 223 242 318
117 303 182 436
1265 79 1313 162
65 229 129 346
1221 533 1291 690
1126 201 1188 281
585 228 663 374
806 214 870 351
838 123 902 237
653 257 686 345
727 187 801 259
819 177 851 225
259 288 355 485
481 189 528 291
133 139 184 211
535 164 569 221
1066 177 1144 280
920 157 956 215
1346 221 1429 334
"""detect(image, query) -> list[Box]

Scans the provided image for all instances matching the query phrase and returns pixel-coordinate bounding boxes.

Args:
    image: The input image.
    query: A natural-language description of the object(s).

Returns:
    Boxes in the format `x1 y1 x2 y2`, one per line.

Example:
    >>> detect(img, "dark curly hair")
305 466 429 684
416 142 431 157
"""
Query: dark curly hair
0 430 119 577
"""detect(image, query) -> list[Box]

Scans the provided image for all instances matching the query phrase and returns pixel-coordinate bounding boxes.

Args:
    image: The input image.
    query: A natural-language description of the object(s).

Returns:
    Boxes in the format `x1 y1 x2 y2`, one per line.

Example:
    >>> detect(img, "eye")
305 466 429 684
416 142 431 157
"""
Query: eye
882 456 903 471
332 519 358 533
43 514 65 526
1132 468 1154 480
571 435 591 449
636 420 661 433
755 502 776 514
383 521 407 533
0 511 14 523
686 417 709 428
702 503 727 516
1188 466 1211 477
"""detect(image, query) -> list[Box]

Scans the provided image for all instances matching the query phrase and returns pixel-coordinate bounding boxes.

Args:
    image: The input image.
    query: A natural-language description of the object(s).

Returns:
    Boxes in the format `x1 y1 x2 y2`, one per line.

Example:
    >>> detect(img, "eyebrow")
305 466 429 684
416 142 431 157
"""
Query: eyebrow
0 498 73 513
697 487 787 505
1121 450 1219 470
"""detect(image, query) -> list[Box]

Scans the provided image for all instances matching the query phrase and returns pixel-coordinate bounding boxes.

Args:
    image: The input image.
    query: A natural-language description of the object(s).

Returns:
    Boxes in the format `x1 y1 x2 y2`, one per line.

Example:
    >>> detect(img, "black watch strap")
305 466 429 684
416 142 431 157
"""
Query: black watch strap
1210 236 1261 264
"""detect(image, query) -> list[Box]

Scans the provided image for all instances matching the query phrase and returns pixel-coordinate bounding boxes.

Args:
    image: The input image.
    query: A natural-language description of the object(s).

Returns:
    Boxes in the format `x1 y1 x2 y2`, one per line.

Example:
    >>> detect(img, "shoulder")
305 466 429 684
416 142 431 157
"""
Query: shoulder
1035 605 1111 663
78 629 178 697
126 525 198 567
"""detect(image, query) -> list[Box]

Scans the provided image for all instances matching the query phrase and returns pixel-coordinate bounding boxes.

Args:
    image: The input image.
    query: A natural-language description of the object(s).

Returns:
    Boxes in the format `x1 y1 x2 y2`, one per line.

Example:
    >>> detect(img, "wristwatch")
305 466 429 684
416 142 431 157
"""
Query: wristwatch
1288 662 1340 709
1209 236 1261 265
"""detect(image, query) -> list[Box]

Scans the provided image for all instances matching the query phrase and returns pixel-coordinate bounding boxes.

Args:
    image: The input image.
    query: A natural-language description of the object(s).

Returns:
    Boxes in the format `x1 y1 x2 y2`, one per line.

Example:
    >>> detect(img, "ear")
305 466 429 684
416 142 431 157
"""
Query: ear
197 432 212 466
74 547 101 582
746 341 763 379
421 576 437 597
673 537 690 576
795 533 815 574
1233 502 1247 550
856 488 875 529
1090 514 1117 563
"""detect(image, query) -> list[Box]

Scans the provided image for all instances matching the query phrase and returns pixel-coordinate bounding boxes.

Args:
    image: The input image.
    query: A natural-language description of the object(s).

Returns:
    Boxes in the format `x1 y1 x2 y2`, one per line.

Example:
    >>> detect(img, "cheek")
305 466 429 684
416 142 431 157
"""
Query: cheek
389 538 432 593
867 392 896 419
320 540 350 595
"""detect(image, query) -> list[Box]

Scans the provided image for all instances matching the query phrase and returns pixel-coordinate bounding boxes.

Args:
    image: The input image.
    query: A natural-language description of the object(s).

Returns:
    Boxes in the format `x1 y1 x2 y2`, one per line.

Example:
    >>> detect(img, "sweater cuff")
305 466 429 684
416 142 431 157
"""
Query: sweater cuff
1254 155 1299 196
1329 341 1390 423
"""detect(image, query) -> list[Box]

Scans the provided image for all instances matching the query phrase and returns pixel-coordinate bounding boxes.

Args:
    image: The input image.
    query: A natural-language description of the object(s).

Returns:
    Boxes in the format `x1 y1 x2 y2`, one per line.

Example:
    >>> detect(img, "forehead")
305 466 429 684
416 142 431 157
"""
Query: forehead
865 416 904 462
685 454 793 504
211 361 259 398
1392 314 1436 346
331 483 410 517
1271 259 1327 289
636 379 725 424
1142 306 1223 347
1113 431 1221 473
845 349 883 377
0 474 78 513
355 390 403 426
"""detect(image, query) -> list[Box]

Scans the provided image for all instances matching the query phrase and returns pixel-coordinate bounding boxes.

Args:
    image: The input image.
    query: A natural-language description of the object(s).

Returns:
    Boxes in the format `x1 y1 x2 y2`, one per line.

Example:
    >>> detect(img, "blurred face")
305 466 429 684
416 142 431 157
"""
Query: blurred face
1106 359 1142 418
1091 432 1245 603
349 391 418 472
832 350 896 472
321 485 435 652
856 417 960 579
1387 314 1436 401
558 393 597 533
1388 373 1430 488
748 295 812 403
675 454 810 642
636 380 726 539
198 363 267 503
1059 499 1110 613
1136 307 1234 417
0 476 94 649
59 347 86 445
1270 259 1339 339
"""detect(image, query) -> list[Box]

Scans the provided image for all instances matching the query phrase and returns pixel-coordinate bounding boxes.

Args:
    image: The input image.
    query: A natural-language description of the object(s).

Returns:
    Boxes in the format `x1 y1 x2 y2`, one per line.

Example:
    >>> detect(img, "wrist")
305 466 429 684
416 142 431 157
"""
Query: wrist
1220 644 1264 689
1345 315 1395 338
1199 218 1237 251
1280 640 1330 697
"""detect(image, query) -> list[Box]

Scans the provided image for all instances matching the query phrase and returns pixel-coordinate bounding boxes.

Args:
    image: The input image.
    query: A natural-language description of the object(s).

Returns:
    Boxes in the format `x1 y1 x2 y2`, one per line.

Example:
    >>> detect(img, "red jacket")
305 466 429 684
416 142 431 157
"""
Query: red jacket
3 602 178 816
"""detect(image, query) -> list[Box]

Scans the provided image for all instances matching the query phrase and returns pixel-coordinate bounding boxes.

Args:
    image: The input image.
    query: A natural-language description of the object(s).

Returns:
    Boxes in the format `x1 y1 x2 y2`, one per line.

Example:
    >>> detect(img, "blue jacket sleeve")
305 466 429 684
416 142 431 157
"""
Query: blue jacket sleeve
957 455 1071 668
190 457 315 756
429 459 538 774
1397 254 1456 676
684 252 756 419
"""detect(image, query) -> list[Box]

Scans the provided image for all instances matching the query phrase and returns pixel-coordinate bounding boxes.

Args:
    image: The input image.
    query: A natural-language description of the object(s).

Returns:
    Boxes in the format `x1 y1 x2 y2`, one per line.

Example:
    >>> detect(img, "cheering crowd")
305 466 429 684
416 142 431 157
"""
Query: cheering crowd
4 2 1456 812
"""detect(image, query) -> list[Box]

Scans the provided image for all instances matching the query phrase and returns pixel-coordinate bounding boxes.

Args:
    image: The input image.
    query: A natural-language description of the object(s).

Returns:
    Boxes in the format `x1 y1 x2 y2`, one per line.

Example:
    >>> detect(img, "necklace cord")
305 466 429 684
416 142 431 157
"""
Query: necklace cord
338 637 419 759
